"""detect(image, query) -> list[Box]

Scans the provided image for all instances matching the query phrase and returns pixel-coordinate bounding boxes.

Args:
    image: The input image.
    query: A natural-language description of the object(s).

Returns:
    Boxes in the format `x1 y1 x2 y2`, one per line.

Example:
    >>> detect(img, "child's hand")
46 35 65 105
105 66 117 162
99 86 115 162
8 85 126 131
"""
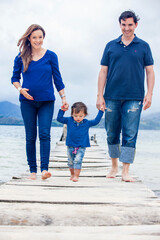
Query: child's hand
100 105 105 112
61 104 68 111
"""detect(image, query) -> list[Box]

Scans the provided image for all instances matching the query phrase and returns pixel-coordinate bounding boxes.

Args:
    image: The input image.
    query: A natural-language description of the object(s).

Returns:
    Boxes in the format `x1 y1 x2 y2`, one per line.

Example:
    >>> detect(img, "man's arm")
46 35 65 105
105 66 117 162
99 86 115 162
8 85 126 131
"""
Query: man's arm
143 65 155 110
96 66 108 110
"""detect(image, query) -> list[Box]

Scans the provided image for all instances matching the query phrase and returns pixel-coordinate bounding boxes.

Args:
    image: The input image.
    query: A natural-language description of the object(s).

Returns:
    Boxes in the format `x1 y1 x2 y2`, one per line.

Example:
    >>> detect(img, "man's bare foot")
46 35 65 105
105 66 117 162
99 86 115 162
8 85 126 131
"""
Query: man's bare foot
106 169 118 178
28 173 36 180
72 176 79 182
41 170 52 180
122 163 134 182
122 174 135 182
70 175 74 180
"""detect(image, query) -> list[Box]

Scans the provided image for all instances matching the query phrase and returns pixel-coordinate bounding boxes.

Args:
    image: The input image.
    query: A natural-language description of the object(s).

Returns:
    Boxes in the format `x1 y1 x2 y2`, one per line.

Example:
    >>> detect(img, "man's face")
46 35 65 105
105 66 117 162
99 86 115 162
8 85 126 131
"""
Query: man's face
120 17 138 38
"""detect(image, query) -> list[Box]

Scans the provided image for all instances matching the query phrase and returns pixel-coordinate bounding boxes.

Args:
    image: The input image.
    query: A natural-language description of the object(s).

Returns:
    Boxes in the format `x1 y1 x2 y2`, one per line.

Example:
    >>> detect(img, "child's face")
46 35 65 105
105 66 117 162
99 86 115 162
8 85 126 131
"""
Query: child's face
72 111 86 123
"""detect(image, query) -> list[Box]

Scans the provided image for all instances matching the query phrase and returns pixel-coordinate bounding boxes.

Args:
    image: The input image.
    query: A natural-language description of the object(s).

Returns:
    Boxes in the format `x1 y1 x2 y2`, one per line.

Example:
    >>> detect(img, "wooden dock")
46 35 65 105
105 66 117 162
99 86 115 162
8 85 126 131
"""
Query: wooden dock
0 140 160 239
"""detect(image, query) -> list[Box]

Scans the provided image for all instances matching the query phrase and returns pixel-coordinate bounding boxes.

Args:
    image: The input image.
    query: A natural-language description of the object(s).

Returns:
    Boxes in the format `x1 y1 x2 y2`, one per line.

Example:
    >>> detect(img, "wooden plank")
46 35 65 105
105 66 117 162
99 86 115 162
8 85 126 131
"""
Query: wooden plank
0 225 160 240
0 140 160 229
0 179 158 205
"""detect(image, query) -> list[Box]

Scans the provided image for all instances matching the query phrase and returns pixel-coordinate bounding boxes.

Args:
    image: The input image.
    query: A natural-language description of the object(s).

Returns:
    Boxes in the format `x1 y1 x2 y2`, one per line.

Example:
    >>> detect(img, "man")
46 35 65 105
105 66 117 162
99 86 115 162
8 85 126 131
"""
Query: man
96 10 155 182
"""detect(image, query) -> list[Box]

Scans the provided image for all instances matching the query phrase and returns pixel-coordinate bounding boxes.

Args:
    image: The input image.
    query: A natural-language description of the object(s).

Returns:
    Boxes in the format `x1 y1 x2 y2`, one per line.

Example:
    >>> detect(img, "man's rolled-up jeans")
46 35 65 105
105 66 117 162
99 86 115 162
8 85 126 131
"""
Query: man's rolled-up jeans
105 100 143 164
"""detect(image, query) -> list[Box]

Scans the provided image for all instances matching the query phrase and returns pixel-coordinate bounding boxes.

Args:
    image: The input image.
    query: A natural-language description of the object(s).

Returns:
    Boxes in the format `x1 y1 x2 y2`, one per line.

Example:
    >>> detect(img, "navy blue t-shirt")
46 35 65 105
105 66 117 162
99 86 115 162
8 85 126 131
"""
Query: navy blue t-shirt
11 50 65 101
101 35 154 100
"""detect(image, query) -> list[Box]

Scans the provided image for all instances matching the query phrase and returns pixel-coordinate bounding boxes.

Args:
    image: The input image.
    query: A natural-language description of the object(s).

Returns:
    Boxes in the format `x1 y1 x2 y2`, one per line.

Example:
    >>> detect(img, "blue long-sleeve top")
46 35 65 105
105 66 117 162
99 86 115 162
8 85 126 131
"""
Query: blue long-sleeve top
11 50 65 101
57 109 104 147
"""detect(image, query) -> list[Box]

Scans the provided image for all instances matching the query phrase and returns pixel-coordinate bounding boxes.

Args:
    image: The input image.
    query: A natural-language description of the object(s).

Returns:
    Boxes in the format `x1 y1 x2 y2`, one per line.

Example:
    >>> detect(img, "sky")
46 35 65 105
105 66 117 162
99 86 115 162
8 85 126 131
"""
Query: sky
0 0 159 115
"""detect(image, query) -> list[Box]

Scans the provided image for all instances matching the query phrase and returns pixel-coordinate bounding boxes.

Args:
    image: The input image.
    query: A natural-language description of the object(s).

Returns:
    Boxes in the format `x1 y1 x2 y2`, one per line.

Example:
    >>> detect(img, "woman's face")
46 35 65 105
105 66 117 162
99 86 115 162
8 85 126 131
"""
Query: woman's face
29 29 44 50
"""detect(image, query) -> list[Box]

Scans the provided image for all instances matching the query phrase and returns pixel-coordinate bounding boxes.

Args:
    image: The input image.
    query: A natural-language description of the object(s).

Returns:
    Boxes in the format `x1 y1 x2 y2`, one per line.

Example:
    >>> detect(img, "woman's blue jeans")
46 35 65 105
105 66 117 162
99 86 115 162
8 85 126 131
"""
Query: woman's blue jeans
20 100 54 173
105 100 142 164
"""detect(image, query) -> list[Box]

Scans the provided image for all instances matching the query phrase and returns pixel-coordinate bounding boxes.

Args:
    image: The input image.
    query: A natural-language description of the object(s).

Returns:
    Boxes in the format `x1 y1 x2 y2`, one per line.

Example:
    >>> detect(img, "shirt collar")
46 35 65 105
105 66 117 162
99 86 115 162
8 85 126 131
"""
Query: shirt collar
73 120 83 125
116 34 140 44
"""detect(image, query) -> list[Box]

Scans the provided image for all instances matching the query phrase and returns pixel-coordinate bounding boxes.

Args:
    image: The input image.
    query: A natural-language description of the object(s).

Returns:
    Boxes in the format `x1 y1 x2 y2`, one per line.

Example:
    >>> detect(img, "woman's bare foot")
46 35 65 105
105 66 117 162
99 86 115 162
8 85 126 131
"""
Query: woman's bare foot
106 168 118 178
28 172 36 180
41 170 52 180
122 174 135 182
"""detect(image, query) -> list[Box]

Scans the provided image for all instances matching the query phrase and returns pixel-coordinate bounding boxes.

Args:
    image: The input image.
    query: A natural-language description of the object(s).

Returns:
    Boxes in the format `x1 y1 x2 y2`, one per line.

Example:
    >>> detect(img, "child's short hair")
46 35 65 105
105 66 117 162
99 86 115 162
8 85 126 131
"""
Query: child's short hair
71 102 88 115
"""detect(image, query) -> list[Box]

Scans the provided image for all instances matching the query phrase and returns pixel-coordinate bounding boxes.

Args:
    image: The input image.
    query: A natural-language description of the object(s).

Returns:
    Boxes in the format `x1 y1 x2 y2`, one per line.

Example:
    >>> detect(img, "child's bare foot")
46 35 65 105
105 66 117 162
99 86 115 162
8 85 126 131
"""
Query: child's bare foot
106 168 118 178
122 174 135 182
72 176 79 182
41 170 52 180
69 168 74 180
27 172 36 180
70 175 74 180
72 169 81 182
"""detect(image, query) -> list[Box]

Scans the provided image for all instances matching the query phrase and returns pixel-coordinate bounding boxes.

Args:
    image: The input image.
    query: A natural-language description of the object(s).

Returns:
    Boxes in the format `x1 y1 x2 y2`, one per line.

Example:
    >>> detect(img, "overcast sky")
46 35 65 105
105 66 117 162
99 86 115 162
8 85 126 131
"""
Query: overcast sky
0 0 159 114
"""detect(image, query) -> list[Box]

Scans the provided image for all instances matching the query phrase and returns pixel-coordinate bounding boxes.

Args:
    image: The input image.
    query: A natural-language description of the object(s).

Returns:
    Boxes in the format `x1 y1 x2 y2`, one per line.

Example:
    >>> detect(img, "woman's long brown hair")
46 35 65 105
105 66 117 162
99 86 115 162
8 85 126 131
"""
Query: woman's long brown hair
17 24 45 72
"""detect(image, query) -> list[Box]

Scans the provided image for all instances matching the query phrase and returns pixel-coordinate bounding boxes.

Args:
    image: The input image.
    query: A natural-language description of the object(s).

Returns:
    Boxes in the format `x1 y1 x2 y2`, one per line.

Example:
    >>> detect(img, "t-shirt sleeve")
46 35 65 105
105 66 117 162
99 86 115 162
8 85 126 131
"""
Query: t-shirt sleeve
11 53 22 84
100 43 110 66
144 43 154 66
50 52 65 92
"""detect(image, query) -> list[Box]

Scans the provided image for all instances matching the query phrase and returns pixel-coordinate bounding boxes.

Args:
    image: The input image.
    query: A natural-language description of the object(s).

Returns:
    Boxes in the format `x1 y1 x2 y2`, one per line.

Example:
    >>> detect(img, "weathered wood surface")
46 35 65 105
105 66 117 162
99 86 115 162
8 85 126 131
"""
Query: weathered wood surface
0 141 160 239
0 225 160 240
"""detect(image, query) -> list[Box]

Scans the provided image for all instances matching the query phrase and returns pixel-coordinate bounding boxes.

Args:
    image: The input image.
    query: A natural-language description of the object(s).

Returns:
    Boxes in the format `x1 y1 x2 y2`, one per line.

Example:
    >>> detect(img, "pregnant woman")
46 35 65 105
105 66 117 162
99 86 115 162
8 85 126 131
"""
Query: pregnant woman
11 24 68 180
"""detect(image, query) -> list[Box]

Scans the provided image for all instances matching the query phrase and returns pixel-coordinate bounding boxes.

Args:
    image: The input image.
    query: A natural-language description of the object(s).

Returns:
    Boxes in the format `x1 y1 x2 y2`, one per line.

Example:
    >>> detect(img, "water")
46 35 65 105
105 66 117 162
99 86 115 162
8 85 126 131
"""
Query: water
0 126 160 197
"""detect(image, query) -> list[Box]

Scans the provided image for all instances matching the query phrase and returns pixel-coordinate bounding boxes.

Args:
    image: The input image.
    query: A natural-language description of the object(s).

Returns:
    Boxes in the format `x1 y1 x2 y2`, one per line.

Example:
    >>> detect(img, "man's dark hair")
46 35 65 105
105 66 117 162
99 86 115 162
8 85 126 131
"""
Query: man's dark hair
71 102 88 116
119 10 140 24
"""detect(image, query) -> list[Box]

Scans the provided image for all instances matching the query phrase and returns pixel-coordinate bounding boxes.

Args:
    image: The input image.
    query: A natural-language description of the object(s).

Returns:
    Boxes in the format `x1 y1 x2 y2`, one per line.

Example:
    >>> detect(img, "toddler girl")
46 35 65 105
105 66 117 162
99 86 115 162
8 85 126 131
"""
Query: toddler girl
57 102 104 182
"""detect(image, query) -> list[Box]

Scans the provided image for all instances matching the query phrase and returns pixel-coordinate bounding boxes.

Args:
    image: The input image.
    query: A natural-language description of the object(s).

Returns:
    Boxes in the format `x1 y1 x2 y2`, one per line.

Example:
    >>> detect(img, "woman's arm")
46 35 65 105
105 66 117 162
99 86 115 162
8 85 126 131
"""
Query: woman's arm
59 89 69 111
11 54 34 100
50 52 69 110
13 82 34 100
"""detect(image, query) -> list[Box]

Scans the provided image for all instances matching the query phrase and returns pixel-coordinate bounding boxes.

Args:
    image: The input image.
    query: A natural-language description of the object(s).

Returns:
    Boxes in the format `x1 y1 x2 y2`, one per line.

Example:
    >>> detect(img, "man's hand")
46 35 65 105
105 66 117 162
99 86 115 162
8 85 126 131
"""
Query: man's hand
96 95 106 110
143 92 152 110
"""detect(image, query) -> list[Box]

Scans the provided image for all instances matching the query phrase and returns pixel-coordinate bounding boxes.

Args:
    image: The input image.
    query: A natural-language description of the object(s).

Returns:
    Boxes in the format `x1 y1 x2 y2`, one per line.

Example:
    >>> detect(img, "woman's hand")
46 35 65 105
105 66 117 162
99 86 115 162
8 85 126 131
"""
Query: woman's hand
61 98 69 111
20 88 34 100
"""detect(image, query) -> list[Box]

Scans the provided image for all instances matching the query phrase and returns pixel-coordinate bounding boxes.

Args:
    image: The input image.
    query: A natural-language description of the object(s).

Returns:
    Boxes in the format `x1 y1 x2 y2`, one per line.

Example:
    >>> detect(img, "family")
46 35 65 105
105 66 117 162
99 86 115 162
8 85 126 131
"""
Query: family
11 10 155 182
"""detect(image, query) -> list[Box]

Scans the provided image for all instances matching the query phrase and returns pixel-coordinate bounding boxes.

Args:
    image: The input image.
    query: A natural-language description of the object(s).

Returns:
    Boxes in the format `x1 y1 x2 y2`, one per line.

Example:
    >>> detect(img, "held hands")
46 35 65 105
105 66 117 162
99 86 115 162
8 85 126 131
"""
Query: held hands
61 98 69 111
20 88 34 100
143 92 152 110
100 105 105 112
96 95 106 111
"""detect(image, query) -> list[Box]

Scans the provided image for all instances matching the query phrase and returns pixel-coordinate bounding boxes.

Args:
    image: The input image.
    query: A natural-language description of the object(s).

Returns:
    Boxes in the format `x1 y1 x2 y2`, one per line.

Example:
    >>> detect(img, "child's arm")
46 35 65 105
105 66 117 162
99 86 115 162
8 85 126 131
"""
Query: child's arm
88 109 104 127
57 109 68 124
